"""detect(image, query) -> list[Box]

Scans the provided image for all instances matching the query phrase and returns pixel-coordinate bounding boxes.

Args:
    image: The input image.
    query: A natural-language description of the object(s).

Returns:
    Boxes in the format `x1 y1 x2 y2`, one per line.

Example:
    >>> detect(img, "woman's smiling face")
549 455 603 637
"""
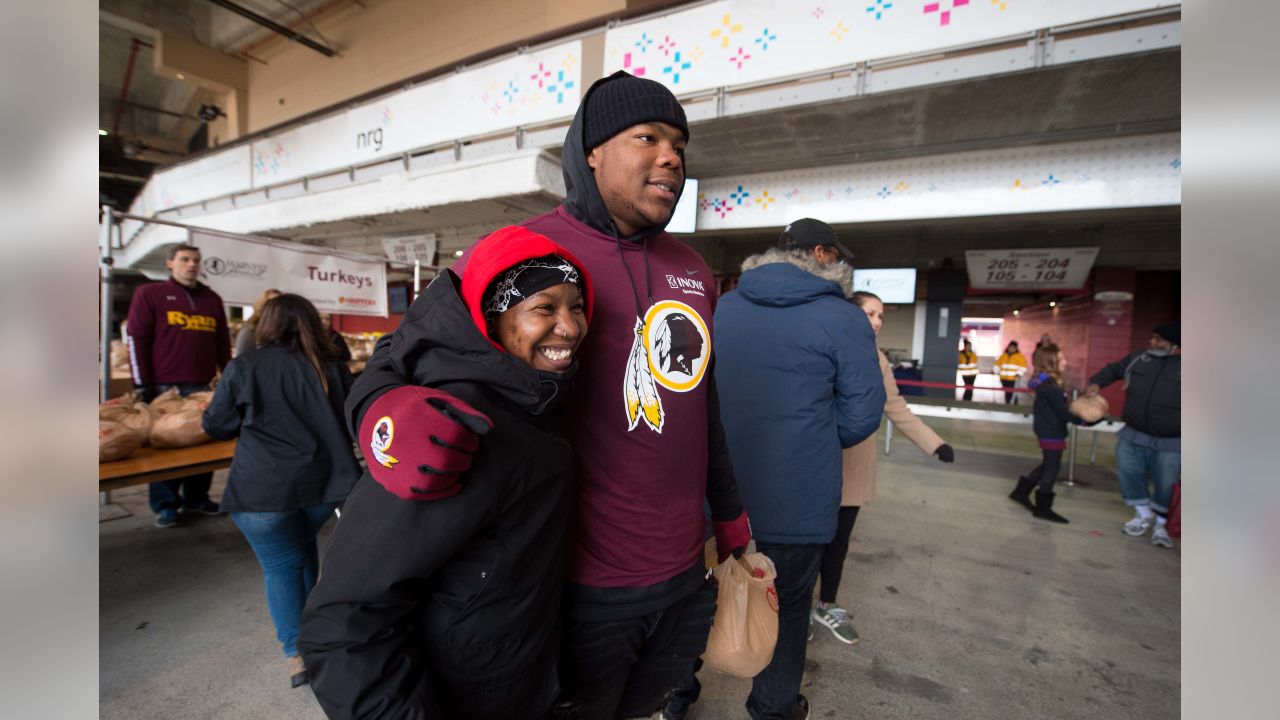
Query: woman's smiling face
490 283 588 372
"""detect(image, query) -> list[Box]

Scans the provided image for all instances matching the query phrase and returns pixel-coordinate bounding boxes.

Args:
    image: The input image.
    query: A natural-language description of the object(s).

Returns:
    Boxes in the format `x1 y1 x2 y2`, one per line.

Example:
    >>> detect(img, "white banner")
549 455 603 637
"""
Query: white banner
190 230 388 317
604 0 1179 96
251 40 583 187
965 247 1099 290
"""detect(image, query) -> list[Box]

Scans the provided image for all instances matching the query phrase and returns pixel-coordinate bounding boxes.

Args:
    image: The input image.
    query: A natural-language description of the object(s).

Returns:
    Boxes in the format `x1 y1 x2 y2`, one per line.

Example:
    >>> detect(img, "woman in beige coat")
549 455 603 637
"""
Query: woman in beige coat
811 291 956 645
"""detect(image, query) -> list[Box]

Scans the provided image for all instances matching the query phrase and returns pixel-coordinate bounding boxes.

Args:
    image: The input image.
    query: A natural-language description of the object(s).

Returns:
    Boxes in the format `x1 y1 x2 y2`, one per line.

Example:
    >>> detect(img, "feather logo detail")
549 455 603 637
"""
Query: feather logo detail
624 317 665 433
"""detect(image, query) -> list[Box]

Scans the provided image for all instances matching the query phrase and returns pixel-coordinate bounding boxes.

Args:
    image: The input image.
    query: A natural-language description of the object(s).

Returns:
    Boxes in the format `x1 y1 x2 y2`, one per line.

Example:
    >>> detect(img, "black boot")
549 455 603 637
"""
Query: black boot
1033 490 1069 524
1008 476 1036 512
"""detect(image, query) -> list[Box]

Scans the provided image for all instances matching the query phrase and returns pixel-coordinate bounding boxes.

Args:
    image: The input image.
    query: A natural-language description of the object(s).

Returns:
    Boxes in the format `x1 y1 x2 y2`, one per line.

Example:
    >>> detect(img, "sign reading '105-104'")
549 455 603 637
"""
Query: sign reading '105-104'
964 247 1100 290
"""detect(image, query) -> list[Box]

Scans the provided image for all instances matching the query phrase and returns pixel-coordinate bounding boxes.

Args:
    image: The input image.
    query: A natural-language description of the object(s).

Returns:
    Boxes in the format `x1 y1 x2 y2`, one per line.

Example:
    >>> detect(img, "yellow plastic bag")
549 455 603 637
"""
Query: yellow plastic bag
702 552 779 678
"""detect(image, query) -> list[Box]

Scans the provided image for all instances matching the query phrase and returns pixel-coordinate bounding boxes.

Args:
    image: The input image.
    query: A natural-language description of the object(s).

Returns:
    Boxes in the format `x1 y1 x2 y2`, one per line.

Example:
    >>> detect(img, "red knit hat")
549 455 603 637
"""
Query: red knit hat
459 226 594 351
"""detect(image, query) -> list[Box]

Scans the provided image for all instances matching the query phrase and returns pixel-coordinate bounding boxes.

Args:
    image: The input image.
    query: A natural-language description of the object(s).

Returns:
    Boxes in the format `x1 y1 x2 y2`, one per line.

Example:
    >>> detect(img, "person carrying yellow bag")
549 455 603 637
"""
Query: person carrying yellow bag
995 340 1029 404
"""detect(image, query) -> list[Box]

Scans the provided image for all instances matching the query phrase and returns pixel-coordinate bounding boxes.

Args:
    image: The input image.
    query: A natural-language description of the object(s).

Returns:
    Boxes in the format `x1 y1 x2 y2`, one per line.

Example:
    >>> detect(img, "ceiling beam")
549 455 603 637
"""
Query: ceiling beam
203 0 337 57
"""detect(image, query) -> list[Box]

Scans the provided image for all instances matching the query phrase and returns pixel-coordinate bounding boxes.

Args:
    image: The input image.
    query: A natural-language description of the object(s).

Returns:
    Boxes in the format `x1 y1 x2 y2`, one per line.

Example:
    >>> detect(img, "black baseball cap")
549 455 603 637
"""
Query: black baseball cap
777 218 854 260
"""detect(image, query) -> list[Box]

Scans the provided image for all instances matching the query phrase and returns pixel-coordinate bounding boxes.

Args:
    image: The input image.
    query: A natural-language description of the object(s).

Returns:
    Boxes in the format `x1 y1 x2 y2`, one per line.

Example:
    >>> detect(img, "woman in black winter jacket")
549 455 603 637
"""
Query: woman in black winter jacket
1007 343 1088 524
202 293 361 688
297 226 594 720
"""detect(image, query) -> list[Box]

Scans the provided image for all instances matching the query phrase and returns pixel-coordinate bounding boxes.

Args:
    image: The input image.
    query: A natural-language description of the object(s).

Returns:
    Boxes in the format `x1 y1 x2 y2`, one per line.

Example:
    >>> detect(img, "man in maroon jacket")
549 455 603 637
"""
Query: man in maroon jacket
126 243 231 528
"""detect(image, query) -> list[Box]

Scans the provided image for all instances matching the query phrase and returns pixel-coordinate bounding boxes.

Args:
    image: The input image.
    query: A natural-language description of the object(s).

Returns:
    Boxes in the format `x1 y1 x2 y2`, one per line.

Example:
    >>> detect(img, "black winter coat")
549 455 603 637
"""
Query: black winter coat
297 273 574 720
201 345 359 512
1090 351 1181 437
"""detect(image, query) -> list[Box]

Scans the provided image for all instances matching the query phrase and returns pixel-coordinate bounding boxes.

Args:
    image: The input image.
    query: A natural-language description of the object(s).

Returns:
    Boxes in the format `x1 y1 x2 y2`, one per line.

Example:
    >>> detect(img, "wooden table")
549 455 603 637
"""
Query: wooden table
99 440 238 492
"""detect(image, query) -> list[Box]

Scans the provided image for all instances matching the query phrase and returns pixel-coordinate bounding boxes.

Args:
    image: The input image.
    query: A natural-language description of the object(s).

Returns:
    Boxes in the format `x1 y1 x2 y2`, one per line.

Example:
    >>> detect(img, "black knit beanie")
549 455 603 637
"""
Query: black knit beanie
1152 321 1179 347
582 71 689 152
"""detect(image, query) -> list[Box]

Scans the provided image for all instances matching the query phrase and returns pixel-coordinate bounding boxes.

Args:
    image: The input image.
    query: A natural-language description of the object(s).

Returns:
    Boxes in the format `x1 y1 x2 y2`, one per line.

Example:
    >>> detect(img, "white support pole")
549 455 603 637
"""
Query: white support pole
100 206 115 403
413 260 422 298
884 421 894 455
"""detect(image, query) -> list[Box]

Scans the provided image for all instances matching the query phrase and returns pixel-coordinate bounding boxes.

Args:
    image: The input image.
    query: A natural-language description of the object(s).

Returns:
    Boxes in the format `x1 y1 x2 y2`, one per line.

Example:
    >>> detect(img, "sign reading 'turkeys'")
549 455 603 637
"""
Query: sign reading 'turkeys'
190 230 388 317
964 247 1100 290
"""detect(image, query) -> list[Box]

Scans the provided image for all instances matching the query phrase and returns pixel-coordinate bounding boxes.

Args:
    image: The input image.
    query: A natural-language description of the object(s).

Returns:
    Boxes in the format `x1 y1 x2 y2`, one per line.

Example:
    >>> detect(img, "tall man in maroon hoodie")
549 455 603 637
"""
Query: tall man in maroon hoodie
126 243 231 528
336 72 751 719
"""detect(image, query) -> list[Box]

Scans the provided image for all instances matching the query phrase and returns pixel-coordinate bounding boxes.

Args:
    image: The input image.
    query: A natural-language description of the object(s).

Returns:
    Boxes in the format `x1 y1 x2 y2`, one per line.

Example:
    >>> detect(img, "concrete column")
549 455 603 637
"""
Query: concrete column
920 268 966 398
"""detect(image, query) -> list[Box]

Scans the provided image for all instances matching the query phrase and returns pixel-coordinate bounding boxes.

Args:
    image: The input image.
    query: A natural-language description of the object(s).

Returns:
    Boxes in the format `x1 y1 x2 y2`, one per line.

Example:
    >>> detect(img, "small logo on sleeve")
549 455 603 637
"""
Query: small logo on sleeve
370 416 399 469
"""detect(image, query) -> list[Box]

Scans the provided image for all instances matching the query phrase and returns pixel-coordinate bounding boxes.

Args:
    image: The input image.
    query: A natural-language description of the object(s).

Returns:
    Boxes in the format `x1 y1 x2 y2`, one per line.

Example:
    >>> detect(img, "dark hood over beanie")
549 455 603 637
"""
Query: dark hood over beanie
561 70 689 241
1153 321 1179 347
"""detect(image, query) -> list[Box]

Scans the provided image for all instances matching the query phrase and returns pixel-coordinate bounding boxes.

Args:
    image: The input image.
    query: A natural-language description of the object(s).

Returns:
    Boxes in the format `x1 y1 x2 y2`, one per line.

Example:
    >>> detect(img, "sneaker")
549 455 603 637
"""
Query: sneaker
182 499 222 516
1150 525 1174 548
790 694 810 720
1123 515 1153 537
807 617 815 642
154 509 180 529
811 604 859 645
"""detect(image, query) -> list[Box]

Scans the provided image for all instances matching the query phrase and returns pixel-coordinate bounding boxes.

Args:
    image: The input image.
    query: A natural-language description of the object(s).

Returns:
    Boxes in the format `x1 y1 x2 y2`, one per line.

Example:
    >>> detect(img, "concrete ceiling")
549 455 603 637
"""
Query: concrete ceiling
684 49 1180 177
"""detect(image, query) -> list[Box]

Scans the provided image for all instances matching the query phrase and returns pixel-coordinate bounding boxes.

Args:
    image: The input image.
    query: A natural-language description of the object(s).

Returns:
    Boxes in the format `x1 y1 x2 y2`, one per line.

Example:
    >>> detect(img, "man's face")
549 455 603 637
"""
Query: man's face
1149 333 1174 353
166 250 201 285
587 122 686 237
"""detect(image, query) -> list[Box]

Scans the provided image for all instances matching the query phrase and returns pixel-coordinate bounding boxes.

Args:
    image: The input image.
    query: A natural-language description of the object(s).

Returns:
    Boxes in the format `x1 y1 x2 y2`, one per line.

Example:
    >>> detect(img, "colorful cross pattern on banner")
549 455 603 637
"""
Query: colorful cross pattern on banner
691 133 1180 230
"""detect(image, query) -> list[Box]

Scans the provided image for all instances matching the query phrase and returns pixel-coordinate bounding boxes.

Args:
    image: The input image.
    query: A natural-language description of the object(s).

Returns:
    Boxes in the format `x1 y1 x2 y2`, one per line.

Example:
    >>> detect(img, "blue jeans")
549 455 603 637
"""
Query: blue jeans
147 382 214 514
747 542 824 720
232 504 337 657
1116 437 1181 513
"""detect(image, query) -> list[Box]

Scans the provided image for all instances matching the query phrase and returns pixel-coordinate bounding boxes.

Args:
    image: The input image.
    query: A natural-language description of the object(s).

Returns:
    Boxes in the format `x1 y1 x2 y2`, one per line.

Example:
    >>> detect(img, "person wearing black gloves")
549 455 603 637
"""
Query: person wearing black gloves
813 291 955 648
297 226 592 719
201 294 359 688
1085 322 1181 548
1008 343 1090 523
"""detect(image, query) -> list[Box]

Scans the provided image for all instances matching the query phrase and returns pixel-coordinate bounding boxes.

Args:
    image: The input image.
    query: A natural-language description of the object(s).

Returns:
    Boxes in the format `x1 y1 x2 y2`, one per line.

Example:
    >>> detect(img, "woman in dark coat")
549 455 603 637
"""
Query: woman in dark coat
202 293 360 687
297 226 594 720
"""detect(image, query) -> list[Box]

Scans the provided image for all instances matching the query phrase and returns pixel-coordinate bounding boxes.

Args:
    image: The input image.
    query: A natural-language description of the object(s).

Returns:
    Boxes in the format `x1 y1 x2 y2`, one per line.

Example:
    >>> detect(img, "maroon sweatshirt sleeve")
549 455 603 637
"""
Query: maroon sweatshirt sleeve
126 285 156 387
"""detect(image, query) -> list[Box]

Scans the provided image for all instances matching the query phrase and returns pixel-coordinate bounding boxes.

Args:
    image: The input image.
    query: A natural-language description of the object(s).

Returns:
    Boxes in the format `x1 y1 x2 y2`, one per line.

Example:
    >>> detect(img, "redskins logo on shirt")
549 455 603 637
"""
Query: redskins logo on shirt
623 301 710 433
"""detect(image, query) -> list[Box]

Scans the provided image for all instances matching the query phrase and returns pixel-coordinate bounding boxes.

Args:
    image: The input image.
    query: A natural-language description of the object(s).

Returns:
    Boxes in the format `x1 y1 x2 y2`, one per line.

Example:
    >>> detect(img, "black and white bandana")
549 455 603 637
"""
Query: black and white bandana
483 255 583 317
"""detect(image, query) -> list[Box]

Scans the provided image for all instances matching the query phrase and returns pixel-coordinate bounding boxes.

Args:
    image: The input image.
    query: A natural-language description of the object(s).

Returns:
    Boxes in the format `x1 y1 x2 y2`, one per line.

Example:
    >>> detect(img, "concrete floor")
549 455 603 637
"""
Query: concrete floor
100 416 1180 719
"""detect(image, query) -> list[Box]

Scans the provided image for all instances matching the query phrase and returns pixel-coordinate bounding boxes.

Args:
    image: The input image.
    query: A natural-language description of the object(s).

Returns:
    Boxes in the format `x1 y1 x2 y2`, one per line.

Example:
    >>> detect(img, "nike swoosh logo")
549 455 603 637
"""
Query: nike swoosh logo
685 268 699 275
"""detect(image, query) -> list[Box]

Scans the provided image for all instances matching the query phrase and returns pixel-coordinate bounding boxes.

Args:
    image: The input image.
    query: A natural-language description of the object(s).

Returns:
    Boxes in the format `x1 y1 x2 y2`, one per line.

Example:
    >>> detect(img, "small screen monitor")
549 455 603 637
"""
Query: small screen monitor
666 178 698 234
388 285 410 314
852 268 917 304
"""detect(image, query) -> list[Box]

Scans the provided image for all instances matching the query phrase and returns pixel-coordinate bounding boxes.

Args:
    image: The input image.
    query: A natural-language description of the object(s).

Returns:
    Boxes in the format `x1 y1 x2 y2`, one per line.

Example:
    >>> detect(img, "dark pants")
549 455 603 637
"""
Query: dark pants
147 382 215 514
552 577 717 720
961 374 978 401
1028 449 1064 494
818 506 861 604
1001 379 1017 404
746 542 824 720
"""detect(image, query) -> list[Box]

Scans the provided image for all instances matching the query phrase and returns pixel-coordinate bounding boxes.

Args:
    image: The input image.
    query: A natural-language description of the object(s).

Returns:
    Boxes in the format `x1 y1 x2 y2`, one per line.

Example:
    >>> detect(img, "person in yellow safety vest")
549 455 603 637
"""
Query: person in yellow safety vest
995 340 1029 404
957 339 979 401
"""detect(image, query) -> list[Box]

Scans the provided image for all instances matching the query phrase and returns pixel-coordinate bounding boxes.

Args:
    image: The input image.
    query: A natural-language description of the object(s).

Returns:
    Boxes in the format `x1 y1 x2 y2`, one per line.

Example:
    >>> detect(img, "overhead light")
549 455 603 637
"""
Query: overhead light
99 129 108 136
176 73 185 80
1048 301 1057 308
453 250 464 258
1012 309 1021 317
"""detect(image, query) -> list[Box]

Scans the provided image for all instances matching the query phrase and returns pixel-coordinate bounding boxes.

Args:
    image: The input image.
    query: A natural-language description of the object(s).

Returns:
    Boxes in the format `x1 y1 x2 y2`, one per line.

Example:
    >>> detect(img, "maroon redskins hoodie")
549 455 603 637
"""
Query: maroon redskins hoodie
126 278 231 386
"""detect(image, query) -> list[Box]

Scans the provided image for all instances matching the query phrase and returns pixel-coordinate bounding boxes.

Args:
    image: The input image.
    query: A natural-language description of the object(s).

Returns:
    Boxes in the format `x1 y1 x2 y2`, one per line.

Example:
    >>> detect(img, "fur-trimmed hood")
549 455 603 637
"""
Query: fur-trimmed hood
736 248 852 307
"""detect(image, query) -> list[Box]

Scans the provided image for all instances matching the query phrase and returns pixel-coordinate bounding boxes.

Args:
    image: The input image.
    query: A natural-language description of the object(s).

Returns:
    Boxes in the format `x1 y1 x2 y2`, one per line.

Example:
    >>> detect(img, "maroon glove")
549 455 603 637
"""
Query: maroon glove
358 386 493 501
712 511 752 563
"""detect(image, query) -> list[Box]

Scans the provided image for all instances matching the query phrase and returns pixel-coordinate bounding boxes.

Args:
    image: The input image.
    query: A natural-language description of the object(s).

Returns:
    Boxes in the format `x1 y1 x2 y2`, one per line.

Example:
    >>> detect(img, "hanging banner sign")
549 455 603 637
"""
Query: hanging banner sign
965 247 1099 290
382 234 437 264
190 230 388 317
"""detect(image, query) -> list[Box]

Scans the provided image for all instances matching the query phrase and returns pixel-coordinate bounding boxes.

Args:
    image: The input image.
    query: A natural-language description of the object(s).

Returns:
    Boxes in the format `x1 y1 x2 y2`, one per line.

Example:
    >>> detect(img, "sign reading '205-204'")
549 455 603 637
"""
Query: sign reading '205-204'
964 247 1100 290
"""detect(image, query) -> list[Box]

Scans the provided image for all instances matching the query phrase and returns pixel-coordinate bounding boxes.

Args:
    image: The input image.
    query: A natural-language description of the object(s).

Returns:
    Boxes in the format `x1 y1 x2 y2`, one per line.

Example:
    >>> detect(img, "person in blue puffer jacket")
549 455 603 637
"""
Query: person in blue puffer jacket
711 218 885 720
